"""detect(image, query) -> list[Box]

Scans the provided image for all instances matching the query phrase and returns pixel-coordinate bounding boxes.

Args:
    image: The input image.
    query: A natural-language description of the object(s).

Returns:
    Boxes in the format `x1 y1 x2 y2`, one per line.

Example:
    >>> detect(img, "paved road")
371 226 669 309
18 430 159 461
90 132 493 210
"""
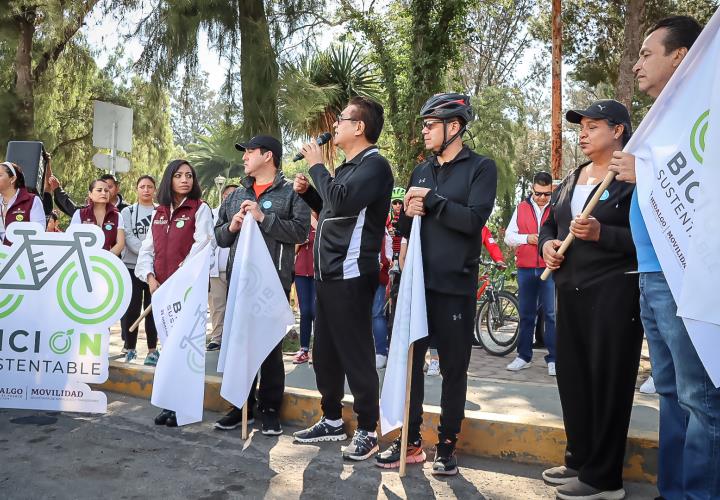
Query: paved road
0 394 657 499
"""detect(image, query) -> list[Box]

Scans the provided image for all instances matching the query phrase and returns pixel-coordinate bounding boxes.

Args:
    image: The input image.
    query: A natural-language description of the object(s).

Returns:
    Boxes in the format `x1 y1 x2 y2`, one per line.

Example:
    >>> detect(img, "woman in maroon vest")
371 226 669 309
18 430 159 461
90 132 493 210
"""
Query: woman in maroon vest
69 179 125 256
0 162 47 245
135 159 214 428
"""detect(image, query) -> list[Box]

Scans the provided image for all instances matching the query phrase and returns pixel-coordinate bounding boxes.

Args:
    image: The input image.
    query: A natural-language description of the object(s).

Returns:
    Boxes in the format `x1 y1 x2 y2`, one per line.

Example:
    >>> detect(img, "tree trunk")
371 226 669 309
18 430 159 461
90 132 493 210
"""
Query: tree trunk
615 0 645 111
13 8 37 140
239 0 280 139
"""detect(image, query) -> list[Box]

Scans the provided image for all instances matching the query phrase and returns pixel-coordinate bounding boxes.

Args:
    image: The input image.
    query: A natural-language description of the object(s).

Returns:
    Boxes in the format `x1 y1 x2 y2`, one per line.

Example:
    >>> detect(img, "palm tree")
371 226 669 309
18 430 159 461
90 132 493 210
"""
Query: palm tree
185 122 245 200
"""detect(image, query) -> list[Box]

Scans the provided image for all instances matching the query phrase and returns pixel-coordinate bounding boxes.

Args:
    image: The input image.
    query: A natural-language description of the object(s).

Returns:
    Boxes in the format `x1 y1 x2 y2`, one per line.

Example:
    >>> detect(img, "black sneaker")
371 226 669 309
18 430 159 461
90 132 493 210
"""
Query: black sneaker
375 436 426 468
293 417 347 443
154 409 174 425
261 409 282 436
432 439 458 476
214 407 254 430
166 411 178 427
341 430 379 461
207 341 221 351
556 478 625 500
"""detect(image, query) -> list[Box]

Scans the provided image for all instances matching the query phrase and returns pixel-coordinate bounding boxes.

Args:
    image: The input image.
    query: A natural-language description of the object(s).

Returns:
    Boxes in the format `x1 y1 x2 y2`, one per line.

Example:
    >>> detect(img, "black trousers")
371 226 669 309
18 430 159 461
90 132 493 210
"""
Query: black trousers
121 270 158 350
556 274 643 491
313 274 379 431
408 290 476 443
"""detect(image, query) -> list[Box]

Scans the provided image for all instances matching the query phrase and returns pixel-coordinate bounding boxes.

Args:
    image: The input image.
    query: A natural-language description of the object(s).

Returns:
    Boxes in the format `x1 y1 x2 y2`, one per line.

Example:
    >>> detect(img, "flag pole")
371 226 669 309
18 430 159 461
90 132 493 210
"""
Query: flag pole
541 171 617 280
242 403 249 439
399 343 415 477
129 305 152 332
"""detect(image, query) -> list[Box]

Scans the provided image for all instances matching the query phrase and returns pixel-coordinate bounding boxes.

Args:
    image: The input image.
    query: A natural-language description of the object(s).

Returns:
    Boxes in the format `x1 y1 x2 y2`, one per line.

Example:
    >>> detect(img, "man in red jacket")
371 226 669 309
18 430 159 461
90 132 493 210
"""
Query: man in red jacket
504 171 557 376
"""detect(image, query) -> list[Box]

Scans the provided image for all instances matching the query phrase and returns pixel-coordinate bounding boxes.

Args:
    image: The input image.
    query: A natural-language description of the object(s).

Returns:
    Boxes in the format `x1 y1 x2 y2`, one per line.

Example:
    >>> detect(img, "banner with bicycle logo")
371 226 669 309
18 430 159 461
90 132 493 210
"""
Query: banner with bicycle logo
0 222 131 412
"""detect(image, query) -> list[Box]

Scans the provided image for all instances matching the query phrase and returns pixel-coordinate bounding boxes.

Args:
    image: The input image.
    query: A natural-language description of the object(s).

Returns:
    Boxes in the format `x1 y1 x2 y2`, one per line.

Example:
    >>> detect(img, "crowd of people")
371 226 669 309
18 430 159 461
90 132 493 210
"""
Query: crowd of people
1 13 718 500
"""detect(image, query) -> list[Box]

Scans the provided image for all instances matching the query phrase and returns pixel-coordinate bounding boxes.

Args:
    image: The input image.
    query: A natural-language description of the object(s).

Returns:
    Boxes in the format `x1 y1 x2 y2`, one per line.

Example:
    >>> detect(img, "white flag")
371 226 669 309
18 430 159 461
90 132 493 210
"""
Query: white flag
150 244 212 425
217 216 294 408
380 217 428 435
629 8 720 386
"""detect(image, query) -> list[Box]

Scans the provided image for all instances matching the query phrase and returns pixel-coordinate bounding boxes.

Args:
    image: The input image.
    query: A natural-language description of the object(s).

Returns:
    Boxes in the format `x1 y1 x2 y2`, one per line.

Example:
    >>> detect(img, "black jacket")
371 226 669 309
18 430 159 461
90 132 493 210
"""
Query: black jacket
398 146 497 295
300 146 394 281
538 163 637 290
215 171 310 291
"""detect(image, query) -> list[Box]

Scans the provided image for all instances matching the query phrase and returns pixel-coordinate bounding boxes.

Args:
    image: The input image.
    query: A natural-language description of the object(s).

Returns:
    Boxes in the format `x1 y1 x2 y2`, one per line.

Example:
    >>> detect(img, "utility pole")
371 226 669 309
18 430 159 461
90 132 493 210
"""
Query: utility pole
551 0 563 179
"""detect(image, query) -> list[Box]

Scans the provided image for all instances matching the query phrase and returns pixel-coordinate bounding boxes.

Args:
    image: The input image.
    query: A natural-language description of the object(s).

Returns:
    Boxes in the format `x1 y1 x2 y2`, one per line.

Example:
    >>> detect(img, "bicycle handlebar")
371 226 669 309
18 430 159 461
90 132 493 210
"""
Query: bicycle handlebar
73 231 98 247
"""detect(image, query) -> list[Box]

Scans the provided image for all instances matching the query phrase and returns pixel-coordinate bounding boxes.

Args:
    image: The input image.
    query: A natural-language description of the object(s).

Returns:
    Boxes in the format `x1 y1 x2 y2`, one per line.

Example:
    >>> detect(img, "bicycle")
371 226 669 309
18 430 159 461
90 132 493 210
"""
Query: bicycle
0 225 126 324
474 261 520 356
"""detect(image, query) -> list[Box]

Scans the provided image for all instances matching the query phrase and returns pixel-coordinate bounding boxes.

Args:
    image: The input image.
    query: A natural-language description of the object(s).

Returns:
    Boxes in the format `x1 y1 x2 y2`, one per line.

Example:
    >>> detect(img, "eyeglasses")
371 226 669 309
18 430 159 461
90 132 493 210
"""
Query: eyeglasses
336 114 358 123
533 191 552 197
422 120 443 130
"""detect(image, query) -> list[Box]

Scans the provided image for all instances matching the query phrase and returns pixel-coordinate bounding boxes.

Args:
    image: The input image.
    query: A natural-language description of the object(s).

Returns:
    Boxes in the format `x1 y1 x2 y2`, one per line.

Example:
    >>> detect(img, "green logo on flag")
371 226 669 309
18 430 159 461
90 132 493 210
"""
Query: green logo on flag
690 110 709 164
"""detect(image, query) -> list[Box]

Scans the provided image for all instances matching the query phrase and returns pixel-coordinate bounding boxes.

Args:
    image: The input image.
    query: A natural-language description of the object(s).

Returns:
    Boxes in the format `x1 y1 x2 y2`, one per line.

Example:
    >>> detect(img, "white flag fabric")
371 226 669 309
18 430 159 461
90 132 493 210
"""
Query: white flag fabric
217 216 295 408
150 245 212 425
380 217 428 435
629 8 720 386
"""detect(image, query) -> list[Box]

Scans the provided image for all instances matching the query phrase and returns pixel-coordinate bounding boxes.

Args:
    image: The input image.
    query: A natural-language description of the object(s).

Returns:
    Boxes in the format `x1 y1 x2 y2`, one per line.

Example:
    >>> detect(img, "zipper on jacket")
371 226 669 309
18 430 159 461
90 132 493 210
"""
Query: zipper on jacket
278 244 283 272
317 215 357 281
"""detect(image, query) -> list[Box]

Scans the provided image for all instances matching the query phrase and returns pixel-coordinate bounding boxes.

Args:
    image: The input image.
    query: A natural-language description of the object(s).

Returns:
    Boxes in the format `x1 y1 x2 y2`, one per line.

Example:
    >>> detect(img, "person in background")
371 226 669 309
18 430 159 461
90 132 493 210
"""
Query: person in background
207 184 239 352
50 172 128 216
372 227 393 369
0 162 45 245
293 210 317 365
46 211 63 232
69 178 125 256
120 175 159 365
504 171 557 376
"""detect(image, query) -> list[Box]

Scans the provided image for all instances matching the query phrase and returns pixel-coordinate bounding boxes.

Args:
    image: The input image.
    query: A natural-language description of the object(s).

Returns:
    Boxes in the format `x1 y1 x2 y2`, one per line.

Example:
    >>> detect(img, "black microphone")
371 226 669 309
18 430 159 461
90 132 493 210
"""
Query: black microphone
293 132 332 162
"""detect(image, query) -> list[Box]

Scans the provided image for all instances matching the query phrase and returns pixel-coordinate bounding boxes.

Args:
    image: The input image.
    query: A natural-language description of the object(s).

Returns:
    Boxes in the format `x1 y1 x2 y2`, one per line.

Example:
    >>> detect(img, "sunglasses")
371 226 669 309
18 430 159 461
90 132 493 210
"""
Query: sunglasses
422 120 443 130
392 200 403 205
533 191 552 197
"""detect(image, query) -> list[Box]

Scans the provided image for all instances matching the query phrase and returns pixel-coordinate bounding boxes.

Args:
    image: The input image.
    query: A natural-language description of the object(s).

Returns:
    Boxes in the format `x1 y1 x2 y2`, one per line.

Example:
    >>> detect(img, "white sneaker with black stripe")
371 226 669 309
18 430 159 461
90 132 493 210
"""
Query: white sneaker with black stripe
341 429 379 461
293 417 347 443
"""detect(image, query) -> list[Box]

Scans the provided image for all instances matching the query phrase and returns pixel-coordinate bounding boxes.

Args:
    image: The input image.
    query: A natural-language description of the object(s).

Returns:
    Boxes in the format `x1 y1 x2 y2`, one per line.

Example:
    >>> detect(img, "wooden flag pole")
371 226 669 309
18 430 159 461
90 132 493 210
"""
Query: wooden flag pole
242 403 249 440
399 343 415 477
541 171 617 281
129 304 152 333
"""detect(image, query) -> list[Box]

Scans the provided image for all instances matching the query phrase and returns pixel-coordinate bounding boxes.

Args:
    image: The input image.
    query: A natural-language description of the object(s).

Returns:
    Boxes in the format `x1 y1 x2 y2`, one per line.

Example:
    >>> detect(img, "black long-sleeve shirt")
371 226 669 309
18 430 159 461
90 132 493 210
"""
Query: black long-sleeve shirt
398 146 497 295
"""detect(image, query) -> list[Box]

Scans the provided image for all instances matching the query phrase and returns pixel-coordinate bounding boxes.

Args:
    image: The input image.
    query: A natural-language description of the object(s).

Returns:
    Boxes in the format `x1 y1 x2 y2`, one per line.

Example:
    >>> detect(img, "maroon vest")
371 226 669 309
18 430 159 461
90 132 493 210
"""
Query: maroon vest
78 204 120 251
3 188 37 246
151 198 203 284
515 199 550 269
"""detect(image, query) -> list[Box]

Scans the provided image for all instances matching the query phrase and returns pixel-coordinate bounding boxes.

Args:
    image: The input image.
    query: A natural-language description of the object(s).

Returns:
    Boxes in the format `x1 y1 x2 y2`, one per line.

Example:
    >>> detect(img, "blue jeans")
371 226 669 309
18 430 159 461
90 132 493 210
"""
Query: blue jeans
517 267 556 363
372 284 389 356
639 272 720 500
295 276 316 350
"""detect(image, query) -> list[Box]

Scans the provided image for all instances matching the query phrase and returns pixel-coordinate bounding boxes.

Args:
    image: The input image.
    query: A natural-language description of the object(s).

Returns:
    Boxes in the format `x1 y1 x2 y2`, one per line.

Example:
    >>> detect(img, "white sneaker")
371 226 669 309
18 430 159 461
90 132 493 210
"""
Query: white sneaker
639 376 656 394
547 362 556 377
427 359 440 376
506 357 532 371
375 354 387 369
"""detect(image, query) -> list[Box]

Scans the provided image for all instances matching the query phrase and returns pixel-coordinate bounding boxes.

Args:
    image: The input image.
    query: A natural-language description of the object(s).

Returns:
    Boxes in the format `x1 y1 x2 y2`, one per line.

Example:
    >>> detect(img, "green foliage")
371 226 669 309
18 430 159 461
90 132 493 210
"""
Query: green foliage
185 122 245 198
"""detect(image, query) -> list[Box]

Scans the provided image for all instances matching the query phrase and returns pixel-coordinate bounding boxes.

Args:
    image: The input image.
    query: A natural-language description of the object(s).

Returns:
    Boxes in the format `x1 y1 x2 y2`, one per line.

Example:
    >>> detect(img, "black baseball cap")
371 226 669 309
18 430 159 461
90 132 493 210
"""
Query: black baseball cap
566 100 632 133
235 135 283 166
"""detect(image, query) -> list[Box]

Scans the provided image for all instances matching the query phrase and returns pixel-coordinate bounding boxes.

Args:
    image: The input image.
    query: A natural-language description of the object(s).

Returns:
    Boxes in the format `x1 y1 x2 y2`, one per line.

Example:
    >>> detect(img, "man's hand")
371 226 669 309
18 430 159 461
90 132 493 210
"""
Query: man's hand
228 209 246 233
542 240 565 270
48 175 60 191
147 275 160 294
527 234 539 245
609 151 636 183
570 216 601 242
404 197 426 217
404 186 431 207
241 200 265 223
300 138 324 166
497 261 507 270
294 173 309 194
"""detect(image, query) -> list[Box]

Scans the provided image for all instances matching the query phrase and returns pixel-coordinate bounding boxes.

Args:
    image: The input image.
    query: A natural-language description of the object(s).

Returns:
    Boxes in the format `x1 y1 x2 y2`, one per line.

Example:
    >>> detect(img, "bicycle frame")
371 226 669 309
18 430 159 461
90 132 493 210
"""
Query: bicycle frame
0 228 97 293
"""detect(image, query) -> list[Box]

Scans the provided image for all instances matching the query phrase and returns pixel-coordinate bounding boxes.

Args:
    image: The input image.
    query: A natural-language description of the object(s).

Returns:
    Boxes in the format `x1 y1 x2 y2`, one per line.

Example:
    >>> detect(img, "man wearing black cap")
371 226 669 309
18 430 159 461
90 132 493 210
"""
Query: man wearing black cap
213 135 310 435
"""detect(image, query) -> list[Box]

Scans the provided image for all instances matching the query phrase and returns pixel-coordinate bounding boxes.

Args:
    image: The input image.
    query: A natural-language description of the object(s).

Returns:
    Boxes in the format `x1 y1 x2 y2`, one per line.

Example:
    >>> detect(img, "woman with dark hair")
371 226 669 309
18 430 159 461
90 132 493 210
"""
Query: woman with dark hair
135 159 214 428
0 162 45 245
69 179 125 256
539 100 641 500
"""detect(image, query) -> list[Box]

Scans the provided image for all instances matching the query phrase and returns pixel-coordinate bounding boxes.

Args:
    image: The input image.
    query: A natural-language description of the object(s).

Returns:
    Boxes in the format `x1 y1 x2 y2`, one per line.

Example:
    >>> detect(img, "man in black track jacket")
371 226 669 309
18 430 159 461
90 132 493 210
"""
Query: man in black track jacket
292 97 394 462
376 93 497 475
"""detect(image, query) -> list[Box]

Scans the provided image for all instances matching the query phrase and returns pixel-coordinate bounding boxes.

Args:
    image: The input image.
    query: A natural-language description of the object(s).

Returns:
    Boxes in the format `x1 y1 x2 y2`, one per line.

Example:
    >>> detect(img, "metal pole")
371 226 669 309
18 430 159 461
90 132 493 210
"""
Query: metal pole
551 0 563 179
111 121 118 175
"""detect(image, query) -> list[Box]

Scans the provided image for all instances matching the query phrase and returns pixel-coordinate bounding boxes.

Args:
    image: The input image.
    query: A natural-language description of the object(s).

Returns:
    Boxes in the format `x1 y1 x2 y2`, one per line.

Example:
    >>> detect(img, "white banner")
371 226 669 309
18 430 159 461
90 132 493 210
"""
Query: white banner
150 245 212 426
0 223 131 412
217 216 294 409
380 217 428 435
630 8 720 386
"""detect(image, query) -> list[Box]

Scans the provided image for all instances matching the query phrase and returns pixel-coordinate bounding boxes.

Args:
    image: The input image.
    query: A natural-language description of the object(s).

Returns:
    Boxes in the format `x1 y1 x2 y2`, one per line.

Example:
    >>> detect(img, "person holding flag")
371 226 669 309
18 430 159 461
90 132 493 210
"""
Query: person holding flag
376 93 497 474
135 159 214 427
213 135 310 435
608 16 720 499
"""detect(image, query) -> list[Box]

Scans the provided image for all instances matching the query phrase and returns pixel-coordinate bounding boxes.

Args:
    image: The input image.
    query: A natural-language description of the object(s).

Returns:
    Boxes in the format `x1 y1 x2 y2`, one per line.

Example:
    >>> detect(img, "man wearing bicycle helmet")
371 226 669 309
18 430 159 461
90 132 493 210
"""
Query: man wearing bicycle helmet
376 93 497 475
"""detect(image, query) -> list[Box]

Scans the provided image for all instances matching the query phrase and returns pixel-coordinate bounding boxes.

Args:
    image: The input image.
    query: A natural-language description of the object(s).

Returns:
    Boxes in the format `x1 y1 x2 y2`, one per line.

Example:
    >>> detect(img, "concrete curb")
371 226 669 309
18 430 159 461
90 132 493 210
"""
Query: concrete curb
96 361 658 483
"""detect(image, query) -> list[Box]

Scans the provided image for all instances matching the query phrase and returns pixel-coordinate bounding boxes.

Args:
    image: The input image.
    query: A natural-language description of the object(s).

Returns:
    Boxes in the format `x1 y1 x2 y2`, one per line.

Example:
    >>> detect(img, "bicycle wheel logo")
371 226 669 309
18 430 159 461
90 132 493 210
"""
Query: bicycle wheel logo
0 251 28 318
56 256 126 325
690 110 709 164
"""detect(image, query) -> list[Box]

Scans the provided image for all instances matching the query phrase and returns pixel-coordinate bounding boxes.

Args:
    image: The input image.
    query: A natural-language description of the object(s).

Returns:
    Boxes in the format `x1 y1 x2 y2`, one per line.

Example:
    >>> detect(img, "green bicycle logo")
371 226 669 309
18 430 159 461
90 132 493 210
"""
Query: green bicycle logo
0 227 126 324
690 110 709 164
49 330 73 355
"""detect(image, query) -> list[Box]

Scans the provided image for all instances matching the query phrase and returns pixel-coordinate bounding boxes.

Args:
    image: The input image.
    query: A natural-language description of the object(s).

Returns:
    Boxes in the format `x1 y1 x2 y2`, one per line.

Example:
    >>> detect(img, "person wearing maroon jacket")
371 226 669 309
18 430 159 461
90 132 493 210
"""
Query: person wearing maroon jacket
135 159 215 428
0 162 45 245
69 178 125 256
293 211 317 364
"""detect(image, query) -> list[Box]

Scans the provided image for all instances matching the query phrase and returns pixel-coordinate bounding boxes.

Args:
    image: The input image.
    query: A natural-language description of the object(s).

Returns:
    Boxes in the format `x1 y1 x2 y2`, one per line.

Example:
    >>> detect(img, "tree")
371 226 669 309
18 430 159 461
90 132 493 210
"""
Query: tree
185 122 245 197
170 72 226 148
